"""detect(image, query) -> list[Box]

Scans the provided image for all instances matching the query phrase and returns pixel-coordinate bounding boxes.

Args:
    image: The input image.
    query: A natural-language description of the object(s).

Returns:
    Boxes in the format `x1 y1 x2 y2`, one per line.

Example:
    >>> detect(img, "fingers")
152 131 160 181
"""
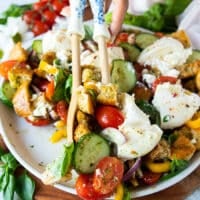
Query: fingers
109 0 128 38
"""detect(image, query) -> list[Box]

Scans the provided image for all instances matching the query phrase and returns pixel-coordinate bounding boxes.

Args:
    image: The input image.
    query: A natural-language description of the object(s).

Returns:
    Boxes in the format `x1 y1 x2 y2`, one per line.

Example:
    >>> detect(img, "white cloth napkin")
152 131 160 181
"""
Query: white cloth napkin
177 0 200 50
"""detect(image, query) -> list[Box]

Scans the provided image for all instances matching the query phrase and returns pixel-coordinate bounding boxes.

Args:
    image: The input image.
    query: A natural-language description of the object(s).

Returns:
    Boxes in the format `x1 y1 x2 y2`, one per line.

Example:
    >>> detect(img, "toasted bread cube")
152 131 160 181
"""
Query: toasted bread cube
74 122 91 142
12 81 32 117
8 67 33 88
171 135 196 161
82 68 101 83
77 89 94 115
97 84 119 106
76 110 90 123
9 42 28 62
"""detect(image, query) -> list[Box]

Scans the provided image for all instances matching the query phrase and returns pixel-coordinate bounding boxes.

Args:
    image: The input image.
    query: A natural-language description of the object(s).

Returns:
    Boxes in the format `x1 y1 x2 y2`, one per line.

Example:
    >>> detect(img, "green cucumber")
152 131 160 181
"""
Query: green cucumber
186 50 200 63
74 133 110 173
0 80 16 107
135 33 158 49
32 39 42 54
111 59 137 93
119 42 140 62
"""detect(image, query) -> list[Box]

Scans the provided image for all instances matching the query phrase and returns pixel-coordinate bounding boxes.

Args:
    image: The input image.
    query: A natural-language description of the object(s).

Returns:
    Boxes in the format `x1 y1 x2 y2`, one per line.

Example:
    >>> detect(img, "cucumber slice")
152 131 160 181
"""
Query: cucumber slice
111 59 137 93
135 33 158 49
119 42 140 62
186 50 200 63
32 39 42 54
0 80 16 107
74 133 110 173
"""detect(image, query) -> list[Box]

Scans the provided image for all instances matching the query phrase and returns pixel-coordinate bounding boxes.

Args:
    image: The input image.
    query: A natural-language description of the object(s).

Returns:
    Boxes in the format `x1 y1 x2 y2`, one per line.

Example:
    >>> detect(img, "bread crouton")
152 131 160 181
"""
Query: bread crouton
191 129 200 150
12 81 32 117
77 88 94 115
9 42 28 62
74 122 91 142
8 67 33 88
170 135 196 161
97 84 119 107
82 68 101 83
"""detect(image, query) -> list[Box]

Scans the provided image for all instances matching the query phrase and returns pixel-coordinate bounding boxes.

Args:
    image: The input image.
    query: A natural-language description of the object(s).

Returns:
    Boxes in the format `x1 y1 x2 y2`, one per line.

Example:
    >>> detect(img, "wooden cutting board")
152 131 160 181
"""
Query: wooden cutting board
0 137 199 200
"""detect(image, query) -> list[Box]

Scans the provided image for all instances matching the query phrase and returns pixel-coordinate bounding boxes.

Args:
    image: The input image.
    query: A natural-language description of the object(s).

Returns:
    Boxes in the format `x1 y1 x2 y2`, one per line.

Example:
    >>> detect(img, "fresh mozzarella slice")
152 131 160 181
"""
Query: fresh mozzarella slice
152 82 200 129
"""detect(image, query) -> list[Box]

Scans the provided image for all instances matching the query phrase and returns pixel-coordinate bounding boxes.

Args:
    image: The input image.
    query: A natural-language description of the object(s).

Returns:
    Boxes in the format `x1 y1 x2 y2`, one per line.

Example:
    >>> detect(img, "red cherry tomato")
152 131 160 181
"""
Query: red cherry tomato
152 76 177 92
43 10 57 27
52 0 68 14
26 118 51 126
33 1 49 11
76 174 106 200
115 32 129 45
32 20 49 36
142 171 162 185
95 105 124 129
23 10 41 24
93 156 124 195
55 100 68 123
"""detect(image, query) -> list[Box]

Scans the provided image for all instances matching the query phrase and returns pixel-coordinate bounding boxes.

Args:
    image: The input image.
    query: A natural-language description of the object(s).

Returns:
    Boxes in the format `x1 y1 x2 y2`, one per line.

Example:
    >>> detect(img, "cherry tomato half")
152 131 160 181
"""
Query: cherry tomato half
43 10 57 27
55 100 68 123
33 1 49 11
142 170 162 185
95 105 124 129
114 32 129 45
76 174 105 200
32 20 49 36
26 118 51 126
23 10 41 25
52 0 69 14
152 76 177 92
93 156 124 195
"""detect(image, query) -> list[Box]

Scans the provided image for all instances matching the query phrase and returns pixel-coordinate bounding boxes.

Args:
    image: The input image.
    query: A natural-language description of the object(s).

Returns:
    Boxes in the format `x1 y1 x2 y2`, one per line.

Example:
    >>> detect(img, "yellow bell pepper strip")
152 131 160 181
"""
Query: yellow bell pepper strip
114 183 124 200
35 60 58 77
50 129 67 143
145 160 171 173
186 118 200 129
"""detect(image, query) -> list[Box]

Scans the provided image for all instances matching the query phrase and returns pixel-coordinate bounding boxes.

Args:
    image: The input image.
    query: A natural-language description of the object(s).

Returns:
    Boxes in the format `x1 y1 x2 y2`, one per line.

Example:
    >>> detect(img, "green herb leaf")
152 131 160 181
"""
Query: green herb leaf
136 100 161 125
0 172 9 191
3 174 15 200
84 24 94 40
15 172 35 200
65 74 72 103
45 142 74 180
12 32 22 43
1 153 18 171
160 159 189 181
123 186 131 200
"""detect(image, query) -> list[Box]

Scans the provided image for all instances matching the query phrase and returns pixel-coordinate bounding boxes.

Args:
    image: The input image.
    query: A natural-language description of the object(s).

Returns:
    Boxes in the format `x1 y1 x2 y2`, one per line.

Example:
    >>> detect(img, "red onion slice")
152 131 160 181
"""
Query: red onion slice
122 157 142 182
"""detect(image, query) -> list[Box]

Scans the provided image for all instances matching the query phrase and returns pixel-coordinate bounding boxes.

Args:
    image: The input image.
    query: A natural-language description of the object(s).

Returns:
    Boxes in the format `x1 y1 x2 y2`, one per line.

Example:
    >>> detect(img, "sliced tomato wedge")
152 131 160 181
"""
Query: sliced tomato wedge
114 32 129 45
55 100 68 123
76 174 106 200
142 170 162 185
93 156 124 195
26 118 51 126
152 76 177 92
45 80 55 100
95 105 124 129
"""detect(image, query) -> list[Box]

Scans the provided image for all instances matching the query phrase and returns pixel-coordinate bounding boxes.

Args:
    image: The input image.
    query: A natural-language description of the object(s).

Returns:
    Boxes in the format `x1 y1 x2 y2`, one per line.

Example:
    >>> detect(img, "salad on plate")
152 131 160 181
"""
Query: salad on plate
0 0 200 200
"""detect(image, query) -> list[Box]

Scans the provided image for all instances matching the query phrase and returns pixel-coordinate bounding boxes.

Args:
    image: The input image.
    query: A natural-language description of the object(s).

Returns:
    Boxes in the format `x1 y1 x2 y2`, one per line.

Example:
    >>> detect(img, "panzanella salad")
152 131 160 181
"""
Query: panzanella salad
0 27 200 199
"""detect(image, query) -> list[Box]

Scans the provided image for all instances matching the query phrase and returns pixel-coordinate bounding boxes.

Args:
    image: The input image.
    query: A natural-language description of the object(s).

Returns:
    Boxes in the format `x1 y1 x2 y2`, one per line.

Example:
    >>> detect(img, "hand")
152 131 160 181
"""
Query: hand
109 0 129 38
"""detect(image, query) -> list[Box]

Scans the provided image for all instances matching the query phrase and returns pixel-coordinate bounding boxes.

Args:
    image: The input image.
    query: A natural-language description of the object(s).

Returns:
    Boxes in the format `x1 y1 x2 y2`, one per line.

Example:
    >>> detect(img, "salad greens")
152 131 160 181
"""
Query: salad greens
160 159 189 181
0 4 32 25
0 148 35 200
105 0 191 32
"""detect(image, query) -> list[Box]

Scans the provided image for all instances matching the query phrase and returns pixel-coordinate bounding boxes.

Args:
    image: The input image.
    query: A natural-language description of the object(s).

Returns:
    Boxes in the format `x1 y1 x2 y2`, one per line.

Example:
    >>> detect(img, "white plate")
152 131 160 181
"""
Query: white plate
0 1 200 199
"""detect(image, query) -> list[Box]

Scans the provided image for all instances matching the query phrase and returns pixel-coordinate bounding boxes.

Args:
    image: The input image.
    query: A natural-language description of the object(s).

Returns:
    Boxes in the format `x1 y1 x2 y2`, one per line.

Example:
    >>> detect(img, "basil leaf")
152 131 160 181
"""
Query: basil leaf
3 174 15 200
65 74 72 103
84 25 93 40
1 153 18 171
46 143 74 180
15 172 35 200
136 100 161 125
160 159 189 181
0 171 9 191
